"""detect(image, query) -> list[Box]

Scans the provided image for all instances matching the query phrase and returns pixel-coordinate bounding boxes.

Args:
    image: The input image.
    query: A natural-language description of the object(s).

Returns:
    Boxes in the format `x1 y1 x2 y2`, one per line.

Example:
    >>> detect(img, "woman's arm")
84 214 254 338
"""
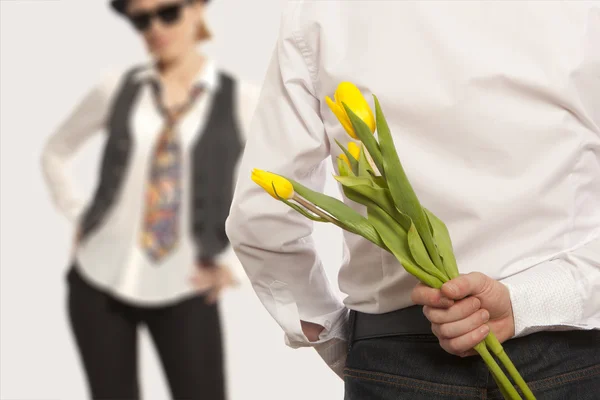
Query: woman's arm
40 73 116 223
235 80 261 143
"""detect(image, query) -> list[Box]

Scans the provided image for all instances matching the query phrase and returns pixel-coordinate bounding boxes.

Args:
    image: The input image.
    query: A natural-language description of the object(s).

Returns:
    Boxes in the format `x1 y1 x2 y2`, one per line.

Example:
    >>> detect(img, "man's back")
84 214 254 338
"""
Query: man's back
261 0 600 312
227 1 600 395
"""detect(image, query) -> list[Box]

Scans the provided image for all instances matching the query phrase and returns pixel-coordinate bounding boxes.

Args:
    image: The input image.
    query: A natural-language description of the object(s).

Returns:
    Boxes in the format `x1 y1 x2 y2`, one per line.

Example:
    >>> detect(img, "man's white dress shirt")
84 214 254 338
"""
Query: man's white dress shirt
42 58 260 305
226 1 600 375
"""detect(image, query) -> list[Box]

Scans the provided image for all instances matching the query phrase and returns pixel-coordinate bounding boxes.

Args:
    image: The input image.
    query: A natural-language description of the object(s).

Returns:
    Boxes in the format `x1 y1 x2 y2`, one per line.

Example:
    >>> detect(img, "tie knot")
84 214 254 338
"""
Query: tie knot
152 82 204 122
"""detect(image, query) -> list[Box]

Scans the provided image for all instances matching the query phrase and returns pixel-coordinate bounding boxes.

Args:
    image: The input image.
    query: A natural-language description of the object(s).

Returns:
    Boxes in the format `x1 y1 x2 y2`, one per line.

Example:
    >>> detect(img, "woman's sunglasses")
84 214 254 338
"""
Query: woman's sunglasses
127 1 193 32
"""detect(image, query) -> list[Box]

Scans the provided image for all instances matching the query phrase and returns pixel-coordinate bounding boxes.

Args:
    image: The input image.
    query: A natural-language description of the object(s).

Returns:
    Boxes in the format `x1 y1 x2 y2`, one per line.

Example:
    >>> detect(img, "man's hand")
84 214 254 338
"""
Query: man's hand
191 263 239 304
301 320 325 342
411 272 515 357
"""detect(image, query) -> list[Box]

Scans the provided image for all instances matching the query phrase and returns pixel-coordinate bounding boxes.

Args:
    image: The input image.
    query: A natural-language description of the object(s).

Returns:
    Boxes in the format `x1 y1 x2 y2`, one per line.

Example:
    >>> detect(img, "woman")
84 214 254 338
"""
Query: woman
41 0 259 398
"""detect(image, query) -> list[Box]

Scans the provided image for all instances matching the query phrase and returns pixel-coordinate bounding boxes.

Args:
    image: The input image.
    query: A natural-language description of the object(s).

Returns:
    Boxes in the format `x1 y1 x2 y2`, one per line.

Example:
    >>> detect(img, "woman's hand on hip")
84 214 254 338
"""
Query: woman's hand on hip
191 263 239 304
71 227 82 256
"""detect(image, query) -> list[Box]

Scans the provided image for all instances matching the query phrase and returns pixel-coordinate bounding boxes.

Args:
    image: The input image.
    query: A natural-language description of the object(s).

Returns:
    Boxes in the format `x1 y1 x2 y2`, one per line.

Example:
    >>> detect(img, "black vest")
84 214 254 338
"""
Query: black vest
79 67 243 264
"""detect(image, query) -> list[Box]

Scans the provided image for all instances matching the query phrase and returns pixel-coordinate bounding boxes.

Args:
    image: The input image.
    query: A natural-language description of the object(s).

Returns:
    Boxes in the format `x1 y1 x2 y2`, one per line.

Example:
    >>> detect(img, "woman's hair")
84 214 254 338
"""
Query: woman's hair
197 20 211 42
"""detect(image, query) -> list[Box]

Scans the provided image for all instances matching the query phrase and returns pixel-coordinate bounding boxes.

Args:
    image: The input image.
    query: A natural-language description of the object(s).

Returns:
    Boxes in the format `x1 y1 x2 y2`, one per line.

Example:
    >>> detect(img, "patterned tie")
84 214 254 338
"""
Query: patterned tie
141 83 203 262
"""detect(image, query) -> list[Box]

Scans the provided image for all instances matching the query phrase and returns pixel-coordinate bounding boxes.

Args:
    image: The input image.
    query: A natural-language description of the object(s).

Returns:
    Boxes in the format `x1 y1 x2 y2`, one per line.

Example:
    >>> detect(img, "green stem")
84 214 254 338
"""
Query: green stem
491 369 512 400
485 334 536 400
474 342 522 400
294 195 347 230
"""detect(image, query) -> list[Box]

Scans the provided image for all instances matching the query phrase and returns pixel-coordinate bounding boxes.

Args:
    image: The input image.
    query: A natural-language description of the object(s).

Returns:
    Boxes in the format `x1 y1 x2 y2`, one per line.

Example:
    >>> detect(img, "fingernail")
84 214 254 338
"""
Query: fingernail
440 297 454 307
444 283 458 296
480 325 490 335
481 310 489 322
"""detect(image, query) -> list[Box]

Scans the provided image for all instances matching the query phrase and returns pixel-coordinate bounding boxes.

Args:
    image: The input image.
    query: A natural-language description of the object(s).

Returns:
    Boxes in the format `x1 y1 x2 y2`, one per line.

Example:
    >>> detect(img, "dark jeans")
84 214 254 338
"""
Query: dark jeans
67 267 225 400
345 320 600 399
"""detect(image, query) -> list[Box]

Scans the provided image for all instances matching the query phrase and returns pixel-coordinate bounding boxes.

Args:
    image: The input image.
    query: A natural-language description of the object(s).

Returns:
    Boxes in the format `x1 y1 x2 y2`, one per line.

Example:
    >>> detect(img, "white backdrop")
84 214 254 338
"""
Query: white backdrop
0 1 345 399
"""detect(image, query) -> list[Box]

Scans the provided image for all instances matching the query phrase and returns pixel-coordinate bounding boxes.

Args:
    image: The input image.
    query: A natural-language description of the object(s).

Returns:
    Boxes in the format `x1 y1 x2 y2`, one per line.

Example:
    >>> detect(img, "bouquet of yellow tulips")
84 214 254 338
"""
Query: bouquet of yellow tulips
252 82 535 400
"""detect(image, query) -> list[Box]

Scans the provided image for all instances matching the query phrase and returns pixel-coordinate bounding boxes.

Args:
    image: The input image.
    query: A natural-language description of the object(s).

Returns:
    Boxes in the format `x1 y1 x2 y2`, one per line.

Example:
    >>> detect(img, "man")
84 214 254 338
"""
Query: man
227 1 600 398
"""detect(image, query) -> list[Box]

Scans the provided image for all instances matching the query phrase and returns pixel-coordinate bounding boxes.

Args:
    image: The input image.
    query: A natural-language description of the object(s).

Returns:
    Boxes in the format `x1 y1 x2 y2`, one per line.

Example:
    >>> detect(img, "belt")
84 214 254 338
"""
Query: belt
351 305 433 342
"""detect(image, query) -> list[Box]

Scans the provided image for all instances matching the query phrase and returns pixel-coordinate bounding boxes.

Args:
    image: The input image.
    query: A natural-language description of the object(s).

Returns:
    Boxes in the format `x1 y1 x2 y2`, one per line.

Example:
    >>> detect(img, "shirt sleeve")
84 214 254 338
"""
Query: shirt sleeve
225 3 349 377
40 73 117 223
503 234 600 337
216 79 262 284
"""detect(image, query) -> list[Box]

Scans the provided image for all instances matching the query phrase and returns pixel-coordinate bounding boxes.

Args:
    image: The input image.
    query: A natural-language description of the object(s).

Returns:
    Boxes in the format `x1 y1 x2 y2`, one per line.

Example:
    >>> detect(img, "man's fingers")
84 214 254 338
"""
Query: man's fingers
431 309 489 339
423 297 481 324
439 324 490 356
441 272 489 300
411 283 454 308
459 349 478 358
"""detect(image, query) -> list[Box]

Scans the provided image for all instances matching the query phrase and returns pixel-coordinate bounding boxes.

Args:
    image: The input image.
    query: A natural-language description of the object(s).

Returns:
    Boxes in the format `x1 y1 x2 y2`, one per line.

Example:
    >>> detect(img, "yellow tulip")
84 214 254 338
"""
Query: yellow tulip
340 142 361 167
251 169 295 200
325 82 376 139
348 141 361 160
340 154 351 167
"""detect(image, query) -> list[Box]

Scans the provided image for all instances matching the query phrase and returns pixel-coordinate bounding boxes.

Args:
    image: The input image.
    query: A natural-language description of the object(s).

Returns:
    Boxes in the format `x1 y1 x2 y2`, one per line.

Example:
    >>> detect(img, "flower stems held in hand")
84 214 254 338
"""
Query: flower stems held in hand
255 166 531 399
491 364 517 400
475 342 522 400
485 334 536 400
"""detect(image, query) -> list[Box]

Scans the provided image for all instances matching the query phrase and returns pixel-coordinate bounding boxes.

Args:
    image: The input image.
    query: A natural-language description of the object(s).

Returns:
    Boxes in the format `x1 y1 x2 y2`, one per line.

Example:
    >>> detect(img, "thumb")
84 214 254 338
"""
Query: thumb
441 272 489 300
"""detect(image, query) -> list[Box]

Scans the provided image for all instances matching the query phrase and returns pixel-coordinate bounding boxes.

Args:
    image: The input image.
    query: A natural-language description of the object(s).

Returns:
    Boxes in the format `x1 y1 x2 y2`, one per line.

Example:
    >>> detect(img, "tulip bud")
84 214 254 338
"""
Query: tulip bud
348 141 361 161
251 169 295 200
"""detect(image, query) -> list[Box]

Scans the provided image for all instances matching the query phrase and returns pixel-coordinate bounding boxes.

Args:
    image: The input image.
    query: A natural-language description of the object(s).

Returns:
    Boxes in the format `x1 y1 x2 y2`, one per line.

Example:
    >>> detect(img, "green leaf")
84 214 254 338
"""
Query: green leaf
367 206 444 289
337 156 350 177
373 95 443 269
424 208 460 279
343 103 384 175
357 144 372 177
339 184 381 216
369 172 388 189
286 178 385 248
334 175 401 225
335 139 359 176
407 224 449 283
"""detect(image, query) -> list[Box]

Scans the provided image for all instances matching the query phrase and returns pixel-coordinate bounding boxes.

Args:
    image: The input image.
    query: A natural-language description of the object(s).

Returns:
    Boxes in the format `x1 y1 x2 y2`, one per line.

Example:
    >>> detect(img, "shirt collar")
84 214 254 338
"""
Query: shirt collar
134 58 220 92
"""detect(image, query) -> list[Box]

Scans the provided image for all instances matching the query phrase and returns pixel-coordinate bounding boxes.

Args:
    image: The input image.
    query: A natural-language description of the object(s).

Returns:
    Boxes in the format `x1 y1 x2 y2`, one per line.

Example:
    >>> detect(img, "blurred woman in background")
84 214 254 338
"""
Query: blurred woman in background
41 0 259 398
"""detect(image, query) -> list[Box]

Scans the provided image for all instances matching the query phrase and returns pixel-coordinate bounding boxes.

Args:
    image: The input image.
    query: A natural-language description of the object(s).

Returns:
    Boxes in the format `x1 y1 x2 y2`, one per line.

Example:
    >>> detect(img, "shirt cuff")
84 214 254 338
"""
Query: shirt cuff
284 307 350 348
502 260 584 337
284 308 350 378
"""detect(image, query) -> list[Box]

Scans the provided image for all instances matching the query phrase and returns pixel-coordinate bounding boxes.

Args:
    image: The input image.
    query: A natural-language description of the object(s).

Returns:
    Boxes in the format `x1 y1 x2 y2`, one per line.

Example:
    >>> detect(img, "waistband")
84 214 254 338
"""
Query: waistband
350 305 432 343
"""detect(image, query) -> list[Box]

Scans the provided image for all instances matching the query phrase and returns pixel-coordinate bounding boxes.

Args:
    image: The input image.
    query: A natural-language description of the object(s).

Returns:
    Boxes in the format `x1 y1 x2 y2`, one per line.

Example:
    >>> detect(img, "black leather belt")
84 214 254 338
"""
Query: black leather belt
351 305 433 342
